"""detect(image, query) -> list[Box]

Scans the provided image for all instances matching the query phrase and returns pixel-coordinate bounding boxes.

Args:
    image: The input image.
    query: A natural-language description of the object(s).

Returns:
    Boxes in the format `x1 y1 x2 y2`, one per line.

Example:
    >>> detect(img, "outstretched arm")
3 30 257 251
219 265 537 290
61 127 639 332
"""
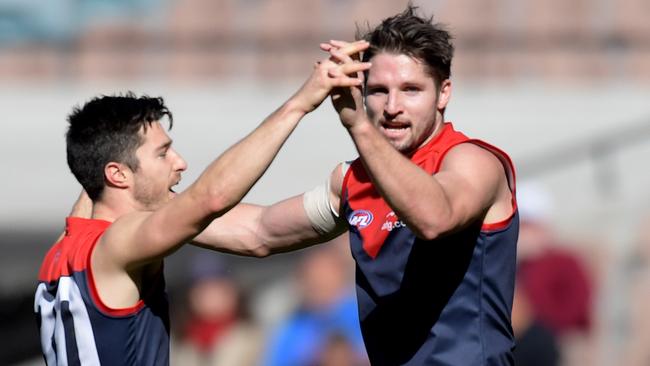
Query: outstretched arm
191 163 349 257
100 41 370 267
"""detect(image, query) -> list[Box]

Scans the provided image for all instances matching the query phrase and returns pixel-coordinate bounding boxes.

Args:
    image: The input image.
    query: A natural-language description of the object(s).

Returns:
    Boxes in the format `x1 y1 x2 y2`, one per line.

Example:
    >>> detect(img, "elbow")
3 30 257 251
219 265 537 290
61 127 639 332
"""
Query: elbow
412 217 454 241
241 231 276 258
246 242 272 258
415 225 442 241
203 189 239 218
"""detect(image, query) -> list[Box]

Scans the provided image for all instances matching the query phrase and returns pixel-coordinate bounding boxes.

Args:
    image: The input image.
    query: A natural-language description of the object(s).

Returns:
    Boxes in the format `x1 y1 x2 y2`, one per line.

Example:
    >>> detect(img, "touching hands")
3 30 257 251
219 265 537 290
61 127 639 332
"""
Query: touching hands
321 40 372 131
290 40 371 115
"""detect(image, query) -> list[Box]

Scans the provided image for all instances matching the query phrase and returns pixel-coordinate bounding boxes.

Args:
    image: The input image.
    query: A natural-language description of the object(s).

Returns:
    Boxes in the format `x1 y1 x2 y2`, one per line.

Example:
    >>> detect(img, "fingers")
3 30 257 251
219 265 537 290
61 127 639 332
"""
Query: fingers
333 40 369 59
321 39 369 58
326 62 371 86
314 43 371 74
329 40 350 48
311 39 371 90
319 43 333 52
329 39 368 56
329 48 356 66
327 61 372 78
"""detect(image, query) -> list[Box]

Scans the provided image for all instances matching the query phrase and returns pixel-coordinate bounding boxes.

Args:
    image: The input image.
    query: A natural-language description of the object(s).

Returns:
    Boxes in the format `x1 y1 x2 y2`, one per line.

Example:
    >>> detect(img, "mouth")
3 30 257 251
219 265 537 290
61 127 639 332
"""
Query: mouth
380 120 410 137
168 178 181 196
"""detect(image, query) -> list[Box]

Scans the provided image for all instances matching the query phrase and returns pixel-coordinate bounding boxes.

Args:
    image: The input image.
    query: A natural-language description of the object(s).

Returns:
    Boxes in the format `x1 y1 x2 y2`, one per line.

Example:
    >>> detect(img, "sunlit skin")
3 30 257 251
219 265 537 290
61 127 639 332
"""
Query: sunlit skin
364 53 449 154
131 121 187 210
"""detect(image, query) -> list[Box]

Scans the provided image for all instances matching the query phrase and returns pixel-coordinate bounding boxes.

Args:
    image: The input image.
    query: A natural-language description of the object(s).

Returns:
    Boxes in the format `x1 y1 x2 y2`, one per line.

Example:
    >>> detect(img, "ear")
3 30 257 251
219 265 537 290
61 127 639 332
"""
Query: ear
437 79 452 111
104 162 131 189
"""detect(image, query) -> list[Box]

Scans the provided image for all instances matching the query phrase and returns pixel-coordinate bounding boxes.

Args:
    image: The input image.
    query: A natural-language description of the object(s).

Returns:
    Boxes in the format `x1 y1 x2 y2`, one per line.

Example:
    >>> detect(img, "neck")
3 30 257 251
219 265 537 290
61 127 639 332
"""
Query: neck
91 203 121 223
411 118 446 154
92 190 138 222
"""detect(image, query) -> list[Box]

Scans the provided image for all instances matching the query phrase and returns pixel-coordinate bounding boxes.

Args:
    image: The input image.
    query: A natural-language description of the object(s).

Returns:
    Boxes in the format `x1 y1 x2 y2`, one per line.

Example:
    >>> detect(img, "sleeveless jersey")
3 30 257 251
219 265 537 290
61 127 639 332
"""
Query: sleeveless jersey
341 122 518 365
35 217 170 366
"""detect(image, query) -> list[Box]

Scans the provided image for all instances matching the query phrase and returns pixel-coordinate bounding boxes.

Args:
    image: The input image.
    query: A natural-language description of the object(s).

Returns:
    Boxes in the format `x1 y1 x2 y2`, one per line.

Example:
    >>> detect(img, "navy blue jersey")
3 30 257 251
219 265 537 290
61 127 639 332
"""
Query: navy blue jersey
342 123 518 365
35 217 170 366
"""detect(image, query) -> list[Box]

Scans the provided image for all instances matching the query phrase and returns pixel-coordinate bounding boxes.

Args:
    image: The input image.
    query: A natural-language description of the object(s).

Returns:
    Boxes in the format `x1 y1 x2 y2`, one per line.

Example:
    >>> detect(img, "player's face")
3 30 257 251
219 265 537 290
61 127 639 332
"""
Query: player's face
364 52 450 153
132 121 187 210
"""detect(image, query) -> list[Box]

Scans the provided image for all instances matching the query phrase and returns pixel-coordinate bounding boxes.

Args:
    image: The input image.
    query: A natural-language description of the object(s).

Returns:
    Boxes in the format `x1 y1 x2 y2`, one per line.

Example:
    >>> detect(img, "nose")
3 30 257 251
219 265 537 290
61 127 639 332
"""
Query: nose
384 91 402 117
170 148 188 172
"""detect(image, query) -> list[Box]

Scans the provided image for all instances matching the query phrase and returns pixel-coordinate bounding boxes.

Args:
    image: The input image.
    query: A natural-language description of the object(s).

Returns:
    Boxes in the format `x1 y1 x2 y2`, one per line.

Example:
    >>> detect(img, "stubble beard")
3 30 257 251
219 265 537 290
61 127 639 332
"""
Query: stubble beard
133 178 167 211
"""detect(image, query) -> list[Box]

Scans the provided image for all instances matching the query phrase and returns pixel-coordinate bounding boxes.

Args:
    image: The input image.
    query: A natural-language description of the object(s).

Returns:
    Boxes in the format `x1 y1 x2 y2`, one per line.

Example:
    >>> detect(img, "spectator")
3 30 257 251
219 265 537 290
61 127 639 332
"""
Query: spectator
260 244 368 366
515 182 596 366
512 274 560 366
312 333 367 366
172 255 263 366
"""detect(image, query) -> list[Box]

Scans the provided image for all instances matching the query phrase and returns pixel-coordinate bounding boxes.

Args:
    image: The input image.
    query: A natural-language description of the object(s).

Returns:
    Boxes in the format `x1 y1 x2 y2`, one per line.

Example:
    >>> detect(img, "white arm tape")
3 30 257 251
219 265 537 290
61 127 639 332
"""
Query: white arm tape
303 177 341 235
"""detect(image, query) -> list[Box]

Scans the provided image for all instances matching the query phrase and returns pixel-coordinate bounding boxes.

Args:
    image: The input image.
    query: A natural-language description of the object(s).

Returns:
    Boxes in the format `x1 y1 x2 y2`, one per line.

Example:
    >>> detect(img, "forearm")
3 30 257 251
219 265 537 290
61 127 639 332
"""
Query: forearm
192 198 338 257
190 100 306 219
348 122 453 238
189 40 371 231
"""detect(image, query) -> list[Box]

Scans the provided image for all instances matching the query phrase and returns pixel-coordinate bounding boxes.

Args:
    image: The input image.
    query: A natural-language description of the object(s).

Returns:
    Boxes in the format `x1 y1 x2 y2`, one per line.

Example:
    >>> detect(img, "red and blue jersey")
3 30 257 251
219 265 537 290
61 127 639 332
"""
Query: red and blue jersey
342 123 518 365
35 217 170 366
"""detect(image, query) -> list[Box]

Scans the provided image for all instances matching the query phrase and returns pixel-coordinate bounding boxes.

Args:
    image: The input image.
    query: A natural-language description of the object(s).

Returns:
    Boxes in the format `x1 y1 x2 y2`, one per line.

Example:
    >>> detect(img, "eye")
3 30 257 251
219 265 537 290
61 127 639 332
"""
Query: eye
366 86 387 95
404 85 421 93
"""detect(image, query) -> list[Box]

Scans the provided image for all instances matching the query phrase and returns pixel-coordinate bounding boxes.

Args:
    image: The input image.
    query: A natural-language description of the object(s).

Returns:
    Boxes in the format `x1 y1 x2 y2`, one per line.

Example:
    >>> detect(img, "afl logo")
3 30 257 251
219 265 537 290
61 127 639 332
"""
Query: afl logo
348 210 374 229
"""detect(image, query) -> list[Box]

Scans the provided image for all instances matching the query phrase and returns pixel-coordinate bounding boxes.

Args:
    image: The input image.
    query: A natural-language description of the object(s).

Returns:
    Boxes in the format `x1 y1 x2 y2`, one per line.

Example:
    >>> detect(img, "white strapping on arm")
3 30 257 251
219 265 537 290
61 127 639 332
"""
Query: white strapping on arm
302 162 350 235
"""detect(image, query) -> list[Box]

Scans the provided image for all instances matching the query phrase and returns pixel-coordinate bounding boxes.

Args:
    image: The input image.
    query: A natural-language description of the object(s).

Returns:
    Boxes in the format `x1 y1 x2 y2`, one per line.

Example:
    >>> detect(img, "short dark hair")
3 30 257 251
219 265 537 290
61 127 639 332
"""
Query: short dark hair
357 5 454 87
66 92 173 201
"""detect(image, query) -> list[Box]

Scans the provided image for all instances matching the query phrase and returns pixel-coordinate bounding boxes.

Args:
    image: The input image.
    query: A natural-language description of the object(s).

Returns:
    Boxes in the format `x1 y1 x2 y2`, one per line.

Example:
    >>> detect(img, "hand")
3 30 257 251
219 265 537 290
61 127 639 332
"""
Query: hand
290 40 371 115
322 40 372 131
70 189 93 218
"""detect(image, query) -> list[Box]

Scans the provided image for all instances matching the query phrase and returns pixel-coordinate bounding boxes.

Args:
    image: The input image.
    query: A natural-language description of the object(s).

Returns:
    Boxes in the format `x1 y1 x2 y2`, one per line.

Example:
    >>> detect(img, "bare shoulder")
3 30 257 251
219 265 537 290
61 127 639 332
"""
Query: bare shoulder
95 211 151 264
442 142 513 222
103 211 150 240
441 142 505 178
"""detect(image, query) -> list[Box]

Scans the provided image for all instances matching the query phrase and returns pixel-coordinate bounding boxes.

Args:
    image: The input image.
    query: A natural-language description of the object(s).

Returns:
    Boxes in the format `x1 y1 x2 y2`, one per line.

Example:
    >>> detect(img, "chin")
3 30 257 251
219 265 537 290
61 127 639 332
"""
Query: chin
390 140 414 153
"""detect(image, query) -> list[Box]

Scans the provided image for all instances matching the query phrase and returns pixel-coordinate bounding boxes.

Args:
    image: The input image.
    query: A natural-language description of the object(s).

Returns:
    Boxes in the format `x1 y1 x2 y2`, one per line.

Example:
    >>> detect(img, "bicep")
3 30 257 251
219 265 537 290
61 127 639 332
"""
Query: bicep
259 194 344 253
193 195 342 257
190 203 266 255
435 144 505 226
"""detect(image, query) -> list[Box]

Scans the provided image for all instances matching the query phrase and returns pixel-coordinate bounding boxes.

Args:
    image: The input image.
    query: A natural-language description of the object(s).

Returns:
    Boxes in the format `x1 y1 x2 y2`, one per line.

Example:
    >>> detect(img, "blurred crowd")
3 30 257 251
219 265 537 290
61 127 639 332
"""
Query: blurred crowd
2 0 650 84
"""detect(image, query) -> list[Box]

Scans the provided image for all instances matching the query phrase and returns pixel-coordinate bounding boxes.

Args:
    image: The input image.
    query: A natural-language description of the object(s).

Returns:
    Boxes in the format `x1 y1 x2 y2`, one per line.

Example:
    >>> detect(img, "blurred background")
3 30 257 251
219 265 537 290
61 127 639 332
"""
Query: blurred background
1 0 650 365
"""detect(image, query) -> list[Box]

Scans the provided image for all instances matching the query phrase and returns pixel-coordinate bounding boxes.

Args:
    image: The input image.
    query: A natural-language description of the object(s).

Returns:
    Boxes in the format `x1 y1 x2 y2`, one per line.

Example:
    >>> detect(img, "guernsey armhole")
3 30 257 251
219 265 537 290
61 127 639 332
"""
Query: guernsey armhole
86 237 145 317
481 203 517 232
463 140 518 232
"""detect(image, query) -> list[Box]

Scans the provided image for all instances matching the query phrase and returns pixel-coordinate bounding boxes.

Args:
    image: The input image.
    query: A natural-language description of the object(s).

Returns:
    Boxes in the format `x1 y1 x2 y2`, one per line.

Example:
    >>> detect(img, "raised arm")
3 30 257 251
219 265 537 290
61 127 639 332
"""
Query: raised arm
345 131 511 239
100 41 370 268
326 41 513 239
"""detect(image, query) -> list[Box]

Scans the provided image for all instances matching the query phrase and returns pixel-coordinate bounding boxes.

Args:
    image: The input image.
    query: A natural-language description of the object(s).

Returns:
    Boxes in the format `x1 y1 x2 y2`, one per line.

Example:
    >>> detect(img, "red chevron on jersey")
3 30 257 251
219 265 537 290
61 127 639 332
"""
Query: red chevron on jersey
342 122 470 259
